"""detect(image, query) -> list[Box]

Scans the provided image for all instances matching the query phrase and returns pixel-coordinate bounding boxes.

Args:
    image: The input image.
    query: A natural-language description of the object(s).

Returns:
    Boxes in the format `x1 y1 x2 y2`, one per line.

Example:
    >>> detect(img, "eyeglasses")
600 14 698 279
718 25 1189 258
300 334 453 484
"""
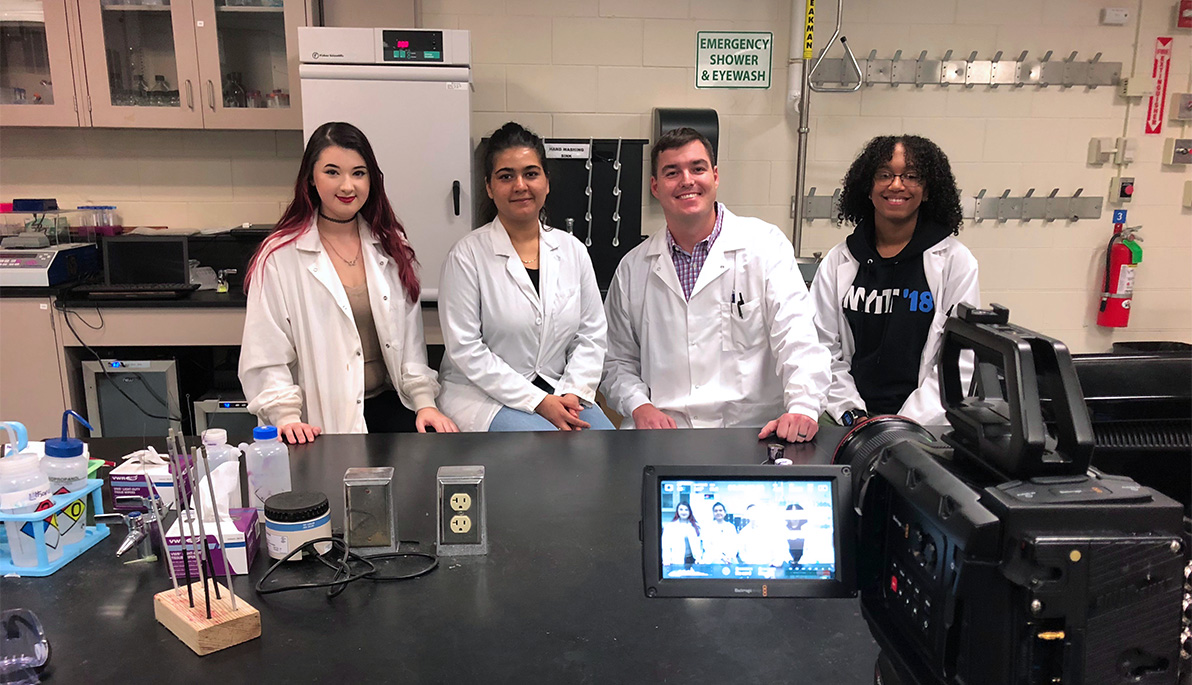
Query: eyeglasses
873 170 923 188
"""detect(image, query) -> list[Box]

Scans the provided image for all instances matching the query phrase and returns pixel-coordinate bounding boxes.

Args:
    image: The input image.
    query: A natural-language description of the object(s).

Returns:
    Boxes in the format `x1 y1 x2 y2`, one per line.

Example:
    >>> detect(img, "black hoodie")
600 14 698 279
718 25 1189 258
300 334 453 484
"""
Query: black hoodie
841 217 953 415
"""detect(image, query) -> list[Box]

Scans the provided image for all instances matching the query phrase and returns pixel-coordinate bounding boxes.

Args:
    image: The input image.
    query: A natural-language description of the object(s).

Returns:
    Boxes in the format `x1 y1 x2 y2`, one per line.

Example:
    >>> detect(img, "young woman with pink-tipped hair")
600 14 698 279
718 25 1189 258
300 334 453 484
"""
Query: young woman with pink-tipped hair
239 122 457 444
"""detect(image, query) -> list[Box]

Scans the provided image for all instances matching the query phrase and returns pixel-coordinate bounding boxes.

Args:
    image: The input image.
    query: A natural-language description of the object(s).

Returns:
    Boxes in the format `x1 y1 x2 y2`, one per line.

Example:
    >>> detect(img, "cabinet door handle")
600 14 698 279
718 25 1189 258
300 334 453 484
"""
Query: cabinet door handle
453 180 461 216
185 80 193 110
207 80 216 111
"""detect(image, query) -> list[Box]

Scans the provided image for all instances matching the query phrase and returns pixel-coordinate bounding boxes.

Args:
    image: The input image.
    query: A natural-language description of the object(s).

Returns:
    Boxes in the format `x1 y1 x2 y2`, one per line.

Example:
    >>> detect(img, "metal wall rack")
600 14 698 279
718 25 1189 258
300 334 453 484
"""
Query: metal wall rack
809 50 1122 89
798 187 1104 223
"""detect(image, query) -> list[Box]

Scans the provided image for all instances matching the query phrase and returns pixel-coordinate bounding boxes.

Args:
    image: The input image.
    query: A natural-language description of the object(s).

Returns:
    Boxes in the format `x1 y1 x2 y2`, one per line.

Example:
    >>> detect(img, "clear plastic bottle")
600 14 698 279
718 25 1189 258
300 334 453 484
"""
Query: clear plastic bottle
240 426 291 514
40 411 93 547
201 428 243 508
0 454 62 567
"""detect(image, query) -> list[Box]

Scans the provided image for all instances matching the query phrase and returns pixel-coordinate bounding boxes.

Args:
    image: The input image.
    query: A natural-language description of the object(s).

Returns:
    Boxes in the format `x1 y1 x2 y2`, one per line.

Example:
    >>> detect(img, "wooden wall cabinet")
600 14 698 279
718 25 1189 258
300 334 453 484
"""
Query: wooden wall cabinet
0 0 85 125
1 0 305 129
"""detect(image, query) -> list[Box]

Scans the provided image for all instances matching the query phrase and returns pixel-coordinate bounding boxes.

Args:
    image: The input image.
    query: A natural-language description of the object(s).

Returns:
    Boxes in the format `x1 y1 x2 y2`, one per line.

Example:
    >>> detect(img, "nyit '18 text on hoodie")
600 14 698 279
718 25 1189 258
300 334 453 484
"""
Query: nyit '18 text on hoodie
810 218 981 425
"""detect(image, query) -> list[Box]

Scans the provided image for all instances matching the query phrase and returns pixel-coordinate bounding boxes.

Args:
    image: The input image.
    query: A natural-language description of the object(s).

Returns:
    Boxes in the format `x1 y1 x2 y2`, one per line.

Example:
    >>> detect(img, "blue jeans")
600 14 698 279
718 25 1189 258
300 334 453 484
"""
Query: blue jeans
487 404 616 432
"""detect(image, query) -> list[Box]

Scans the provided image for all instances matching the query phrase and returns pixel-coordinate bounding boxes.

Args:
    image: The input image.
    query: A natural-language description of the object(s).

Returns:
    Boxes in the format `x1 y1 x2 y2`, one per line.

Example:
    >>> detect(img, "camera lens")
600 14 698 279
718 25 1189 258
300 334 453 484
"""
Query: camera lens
832 416 939 512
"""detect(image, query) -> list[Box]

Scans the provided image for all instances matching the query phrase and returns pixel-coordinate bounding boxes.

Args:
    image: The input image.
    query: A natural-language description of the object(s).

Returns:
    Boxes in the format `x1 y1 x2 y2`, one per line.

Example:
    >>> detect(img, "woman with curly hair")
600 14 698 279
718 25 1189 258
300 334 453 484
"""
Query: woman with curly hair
810 135 980 426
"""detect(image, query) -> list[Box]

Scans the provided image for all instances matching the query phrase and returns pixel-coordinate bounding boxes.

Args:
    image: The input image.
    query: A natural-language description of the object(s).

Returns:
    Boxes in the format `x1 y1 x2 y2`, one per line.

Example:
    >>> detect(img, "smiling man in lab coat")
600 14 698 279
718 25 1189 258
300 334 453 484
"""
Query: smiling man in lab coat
601 127 831 442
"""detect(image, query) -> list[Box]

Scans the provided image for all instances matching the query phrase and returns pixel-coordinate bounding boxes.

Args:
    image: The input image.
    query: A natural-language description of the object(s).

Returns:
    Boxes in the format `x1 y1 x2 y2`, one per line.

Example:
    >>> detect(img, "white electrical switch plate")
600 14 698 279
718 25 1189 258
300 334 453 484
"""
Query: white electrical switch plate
1114 137 1138 164
1100 7 1130 24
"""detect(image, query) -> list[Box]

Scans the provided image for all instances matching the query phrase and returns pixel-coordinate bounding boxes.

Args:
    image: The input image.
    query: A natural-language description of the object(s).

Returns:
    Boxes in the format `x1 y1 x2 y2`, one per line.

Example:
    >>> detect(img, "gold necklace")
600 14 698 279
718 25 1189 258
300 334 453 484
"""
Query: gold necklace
323 237 361 267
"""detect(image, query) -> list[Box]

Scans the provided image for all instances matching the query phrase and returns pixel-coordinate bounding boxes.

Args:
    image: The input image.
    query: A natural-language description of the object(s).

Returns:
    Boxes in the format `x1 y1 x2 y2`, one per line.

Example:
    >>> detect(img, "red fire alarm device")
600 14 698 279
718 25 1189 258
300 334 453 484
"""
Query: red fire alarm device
1179 0 1192 29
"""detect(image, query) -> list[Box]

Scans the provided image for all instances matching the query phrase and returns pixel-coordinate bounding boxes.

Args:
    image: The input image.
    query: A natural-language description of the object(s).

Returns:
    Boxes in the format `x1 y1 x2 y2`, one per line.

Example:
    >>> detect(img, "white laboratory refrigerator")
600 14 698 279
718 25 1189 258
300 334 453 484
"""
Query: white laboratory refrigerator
298 27 472 300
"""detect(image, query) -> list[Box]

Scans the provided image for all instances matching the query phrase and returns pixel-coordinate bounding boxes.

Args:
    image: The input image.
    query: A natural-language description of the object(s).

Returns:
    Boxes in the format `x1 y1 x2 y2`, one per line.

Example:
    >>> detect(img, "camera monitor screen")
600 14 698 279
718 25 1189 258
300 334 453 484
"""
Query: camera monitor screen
642 465 856 599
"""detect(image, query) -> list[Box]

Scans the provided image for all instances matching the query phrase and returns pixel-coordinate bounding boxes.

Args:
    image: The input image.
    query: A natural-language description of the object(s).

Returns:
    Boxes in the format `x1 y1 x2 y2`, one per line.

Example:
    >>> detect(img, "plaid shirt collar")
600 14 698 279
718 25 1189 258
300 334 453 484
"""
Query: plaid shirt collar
665 203 724 257
666 204 724 300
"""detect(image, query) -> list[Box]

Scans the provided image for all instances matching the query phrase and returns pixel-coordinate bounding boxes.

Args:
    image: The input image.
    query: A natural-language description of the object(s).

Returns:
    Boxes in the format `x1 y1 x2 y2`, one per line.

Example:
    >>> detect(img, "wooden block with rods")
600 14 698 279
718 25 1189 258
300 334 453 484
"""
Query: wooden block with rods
153 583 260 656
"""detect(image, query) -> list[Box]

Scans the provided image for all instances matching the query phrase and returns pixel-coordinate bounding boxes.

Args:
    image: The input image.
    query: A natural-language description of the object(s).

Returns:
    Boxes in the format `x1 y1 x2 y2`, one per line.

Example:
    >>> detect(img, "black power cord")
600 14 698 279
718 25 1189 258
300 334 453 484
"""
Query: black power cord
61 306 182 423
254 536 438 599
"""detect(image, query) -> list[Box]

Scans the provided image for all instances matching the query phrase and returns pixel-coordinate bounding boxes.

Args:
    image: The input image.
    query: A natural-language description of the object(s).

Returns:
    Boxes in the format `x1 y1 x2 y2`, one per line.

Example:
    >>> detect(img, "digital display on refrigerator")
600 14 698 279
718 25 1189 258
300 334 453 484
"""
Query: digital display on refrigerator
382 30 444 62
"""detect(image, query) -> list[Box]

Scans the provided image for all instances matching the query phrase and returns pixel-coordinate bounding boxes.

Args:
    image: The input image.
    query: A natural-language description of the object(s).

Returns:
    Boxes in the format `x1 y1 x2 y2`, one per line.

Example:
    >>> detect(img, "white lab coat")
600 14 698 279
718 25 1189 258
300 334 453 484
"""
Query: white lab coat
437 218 607 432
701 520 740 565
601 206 831 428
239 218 440 433
809 235 980 425
661 520 703 565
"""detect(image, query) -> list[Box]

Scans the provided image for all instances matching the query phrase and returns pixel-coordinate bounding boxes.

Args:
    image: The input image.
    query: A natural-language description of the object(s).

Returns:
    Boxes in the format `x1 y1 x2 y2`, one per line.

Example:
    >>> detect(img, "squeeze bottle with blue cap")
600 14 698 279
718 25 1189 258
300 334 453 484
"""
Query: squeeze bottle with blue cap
241 426 291 513
0 453 62 567
41 410 93 546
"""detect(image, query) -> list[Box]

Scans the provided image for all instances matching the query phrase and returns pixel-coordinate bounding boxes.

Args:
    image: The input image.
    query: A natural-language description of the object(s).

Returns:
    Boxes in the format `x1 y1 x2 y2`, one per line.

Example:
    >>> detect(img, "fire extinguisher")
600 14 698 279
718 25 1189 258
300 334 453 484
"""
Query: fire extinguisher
1097 224 1143 328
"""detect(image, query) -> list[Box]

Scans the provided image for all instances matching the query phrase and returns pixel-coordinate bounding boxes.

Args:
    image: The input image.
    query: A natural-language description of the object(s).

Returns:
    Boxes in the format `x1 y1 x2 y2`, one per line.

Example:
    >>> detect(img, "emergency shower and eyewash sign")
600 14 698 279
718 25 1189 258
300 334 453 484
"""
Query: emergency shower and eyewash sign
696 31 773 89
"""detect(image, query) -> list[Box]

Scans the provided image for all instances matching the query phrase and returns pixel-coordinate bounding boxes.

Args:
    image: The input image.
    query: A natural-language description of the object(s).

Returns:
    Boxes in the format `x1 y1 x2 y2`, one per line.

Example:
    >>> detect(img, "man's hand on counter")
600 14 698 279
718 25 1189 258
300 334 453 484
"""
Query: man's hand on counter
758 413 819 443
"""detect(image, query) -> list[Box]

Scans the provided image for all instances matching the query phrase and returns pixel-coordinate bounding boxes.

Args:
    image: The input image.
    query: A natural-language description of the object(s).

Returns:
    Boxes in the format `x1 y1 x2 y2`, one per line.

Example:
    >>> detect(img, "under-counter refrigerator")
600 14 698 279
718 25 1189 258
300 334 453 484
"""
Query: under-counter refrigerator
298 27 472 300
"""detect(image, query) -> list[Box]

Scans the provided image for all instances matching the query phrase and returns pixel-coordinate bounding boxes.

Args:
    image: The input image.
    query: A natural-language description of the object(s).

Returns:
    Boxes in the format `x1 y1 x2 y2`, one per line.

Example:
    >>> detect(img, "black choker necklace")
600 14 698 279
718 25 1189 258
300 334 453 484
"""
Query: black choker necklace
318 211 357 224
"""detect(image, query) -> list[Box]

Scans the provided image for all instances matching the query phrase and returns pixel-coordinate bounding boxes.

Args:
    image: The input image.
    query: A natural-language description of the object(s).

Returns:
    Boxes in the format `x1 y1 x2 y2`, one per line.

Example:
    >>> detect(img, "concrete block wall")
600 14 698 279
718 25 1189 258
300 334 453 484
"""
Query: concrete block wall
434 0 1191 352
1 0 1187 352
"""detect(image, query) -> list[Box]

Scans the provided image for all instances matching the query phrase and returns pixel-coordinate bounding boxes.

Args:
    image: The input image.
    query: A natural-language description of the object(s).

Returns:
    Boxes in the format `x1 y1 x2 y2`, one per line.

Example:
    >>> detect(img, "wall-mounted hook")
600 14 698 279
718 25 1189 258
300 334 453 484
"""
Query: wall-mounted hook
1039 50 1054 88
1060 51 1079 88
1021 188 1042 222
1086 52 1103 90
1013 51 1029 87
973 189 988 223
963 51 982 89
914 50 930 88
996 189 1011 222
941 50 966 87
990 51 1005 88
1044 188 1062 222
890 50 903 87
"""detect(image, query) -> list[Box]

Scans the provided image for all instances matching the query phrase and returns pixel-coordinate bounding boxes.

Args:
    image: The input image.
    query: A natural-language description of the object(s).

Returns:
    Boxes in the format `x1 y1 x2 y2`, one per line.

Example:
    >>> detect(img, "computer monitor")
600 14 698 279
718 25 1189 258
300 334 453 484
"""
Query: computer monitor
102 235 189 285
642 464 856 599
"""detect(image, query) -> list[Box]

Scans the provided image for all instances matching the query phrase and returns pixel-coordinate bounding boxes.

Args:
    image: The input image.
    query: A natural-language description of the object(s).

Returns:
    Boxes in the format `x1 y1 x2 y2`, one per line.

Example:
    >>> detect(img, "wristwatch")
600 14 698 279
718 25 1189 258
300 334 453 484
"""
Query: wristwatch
840 409 868 427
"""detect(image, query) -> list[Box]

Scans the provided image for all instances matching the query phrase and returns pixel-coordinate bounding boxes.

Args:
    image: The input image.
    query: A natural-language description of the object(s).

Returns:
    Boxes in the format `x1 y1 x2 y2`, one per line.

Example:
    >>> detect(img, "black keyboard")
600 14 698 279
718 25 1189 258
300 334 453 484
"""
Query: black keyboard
74 283 200 299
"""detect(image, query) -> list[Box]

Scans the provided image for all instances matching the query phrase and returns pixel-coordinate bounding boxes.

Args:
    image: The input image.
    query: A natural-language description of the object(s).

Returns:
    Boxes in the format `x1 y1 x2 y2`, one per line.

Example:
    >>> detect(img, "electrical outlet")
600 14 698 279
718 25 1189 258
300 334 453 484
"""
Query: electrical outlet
436 465 487 556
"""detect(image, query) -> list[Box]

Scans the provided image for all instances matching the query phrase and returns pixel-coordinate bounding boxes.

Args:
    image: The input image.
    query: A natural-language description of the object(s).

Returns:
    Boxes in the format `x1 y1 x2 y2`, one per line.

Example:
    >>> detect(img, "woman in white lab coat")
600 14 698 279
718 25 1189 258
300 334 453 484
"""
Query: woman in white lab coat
239 121 457 444
661 502 703 567
437 122 612 432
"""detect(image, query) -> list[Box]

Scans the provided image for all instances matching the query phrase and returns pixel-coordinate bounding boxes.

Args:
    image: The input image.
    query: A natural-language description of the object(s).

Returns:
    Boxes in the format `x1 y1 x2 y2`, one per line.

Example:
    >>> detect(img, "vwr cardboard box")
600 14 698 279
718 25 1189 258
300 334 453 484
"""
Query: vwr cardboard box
109 454 193 513
165 508 259 577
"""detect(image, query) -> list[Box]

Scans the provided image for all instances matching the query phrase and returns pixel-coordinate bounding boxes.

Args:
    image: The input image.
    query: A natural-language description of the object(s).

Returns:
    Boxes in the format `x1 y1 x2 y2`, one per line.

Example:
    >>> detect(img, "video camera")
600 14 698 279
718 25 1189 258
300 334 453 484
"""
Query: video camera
643 304 1190 684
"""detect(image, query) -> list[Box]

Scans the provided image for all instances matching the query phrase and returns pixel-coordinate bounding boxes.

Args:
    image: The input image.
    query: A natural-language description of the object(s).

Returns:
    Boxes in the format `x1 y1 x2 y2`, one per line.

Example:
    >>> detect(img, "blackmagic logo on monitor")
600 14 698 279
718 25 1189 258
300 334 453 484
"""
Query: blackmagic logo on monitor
733 587 755 594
